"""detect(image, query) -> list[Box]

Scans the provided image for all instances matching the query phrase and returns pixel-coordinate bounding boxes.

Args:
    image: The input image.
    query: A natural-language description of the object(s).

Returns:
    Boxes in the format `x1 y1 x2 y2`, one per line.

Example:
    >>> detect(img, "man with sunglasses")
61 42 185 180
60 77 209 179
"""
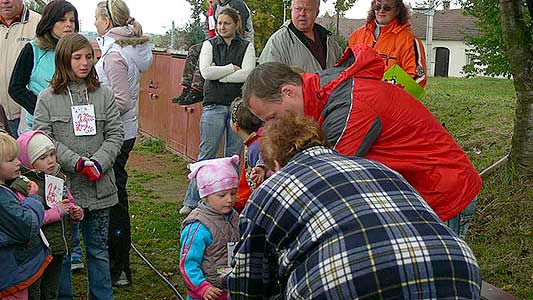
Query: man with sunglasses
349 0 427 87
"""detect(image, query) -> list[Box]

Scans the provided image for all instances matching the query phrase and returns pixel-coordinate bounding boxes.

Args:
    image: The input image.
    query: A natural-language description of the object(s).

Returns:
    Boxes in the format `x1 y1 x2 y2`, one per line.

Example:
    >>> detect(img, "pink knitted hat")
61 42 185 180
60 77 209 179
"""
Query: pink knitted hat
188 155 240 198
17 130 56 168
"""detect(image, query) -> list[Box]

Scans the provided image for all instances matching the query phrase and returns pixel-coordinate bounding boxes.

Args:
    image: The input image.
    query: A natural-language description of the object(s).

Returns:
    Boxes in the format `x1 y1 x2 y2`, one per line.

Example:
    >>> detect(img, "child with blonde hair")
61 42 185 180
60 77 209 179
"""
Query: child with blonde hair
180 156 240 300
0 132 51 300
10 130 84 299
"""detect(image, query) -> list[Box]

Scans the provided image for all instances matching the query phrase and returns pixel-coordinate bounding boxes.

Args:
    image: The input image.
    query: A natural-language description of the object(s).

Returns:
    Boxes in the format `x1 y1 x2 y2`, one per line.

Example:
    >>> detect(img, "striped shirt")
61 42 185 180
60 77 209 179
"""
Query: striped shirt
227 146 481 299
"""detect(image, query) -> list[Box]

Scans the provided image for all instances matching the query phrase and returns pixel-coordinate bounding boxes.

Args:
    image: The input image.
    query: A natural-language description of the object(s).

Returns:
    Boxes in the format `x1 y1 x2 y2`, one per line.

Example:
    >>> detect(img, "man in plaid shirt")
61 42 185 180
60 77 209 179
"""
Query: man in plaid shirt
227 115 481 299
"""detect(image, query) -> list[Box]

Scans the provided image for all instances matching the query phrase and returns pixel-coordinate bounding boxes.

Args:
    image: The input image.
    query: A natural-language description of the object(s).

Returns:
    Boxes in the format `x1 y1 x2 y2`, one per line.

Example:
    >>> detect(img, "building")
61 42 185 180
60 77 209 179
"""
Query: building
317 8 479 78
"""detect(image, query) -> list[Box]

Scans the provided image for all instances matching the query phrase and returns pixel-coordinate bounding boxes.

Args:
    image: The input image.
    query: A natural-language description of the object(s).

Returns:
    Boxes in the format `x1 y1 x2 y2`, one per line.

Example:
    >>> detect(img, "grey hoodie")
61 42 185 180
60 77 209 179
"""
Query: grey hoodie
96 26 153 140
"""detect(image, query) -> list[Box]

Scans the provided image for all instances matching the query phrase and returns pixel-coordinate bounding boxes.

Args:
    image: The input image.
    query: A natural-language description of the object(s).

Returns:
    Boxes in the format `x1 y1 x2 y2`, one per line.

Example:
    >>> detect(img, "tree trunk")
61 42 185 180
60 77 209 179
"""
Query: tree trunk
499 0 533 175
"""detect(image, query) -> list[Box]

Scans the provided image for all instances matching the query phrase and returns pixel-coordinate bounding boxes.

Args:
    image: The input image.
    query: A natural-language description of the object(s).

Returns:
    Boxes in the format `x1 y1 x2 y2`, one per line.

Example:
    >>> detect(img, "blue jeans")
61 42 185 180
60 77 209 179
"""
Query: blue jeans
58 255 73 300
446 197 478 240
7 118 20 138
183 104 242 208
81 208 113 300
58 224 82 300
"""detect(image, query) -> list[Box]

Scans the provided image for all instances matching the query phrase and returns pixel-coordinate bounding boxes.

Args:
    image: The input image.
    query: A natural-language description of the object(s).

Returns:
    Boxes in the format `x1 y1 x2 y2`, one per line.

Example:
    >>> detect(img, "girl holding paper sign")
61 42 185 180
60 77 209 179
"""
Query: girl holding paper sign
11 130 84 299
33 33 124 300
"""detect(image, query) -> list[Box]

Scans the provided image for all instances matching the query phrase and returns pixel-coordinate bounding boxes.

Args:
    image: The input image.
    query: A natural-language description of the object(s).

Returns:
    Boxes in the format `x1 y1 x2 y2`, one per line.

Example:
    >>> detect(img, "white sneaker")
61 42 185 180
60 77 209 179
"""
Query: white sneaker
179 206 192 215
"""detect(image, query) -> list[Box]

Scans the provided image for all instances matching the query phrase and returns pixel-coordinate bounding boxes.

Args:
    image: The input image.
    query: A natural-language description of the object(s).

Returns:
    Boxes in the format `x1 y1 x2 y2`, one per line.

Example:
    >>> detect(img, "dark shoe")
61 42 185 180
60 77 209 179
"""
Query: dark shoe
177 93 203 106
172 93 188 104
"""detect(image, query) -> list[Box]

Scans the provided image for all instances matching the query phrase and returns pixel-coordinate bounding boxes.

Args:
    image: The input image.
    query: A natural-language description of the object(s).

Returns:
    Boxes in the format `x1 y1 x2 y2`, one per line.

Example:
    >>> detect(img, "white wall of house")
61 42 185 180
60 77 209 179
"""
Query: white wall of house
421 40 473 78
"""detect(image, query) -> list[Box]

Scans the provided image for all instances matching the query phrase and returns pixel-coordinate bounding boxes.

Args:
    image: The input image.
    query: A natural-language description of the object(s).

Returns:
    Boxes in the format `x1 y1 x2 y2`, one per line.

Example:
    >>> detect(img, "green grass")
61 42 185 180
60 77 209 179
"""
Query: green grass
73 77 531 299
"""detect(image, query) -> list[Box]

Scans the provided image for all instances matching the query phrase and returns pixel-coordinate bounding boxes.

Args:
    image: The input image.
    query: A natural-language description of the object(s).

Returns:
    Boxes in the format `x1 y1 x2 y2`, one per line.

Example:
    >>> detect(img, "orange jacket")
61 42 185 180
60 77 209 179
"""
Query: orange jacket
349 19 427 87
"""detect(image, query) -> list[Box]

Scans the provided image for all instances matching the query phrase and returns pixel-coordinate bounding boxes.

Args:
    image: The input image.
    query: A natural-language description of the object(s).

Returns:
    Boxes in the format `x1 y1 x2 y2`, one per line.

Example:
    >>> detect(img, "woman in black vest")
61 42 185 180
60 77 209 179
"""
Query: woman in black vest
180 7 256 214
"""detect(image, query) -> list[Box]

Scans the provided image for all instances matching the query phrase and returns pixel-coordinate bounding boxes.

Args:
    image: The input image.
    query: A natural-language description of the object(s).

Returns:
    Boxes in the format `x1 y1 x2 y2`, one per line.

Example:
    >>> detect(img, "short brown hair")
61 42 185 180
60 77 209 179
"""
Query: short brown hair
367 0 410 25
242 62 303 105
230 98 263 134
0 132 18 163
51 33 100 94
260 113 327 170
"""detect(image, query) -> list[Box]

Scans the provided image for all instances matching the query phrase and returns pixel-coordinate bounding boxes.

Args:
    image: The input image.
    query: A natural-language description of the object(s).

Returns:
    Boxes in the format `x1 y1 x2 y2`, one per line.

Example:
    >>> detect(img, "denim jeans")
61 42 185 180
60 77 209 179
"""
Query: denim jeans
81 208 113 300
71 222 82 260
58 254 73 300
183 104 243 208
58 224 82 300
7 118 20 138
446 197 478 240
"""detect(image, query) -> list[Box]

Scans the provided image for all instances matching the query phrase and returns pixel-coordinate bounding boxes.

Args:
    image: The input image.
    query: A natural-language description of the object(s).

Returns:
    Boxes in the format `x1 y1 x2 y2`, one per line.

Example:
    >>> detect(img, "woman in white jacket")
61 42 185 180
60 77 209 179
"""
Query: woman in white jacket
94 0 153 286
180 7 256 215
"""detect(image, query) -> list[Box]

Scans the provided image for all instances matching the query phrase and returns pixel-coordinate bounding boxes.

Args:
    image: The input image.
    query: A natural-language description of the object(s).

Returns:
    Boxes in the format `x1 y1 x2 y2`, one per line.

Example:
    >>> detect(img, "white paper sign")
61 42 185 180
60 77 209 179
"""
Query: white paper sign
71 104 96 136
45 174 64 208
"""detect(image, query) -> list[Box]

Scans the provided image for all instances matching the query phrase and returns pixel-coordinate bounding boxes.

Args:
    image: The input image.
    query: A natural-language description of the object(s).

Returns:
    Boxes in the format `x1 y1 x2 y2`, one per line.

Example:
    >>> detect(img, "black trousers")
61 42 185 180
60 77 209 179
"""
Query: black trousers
109 138 135 282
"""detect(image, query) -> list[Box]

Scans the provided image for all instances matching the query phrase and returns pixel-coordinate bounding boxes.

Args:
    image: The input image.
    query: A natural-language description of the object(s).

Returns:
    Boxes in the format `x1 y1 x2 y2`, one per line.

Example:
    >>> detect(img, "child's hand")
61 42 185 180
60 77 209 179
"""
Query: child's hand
27 181 39 195
203 286 223 300
250 166 266 186
70 205 83 221
59 199 70 213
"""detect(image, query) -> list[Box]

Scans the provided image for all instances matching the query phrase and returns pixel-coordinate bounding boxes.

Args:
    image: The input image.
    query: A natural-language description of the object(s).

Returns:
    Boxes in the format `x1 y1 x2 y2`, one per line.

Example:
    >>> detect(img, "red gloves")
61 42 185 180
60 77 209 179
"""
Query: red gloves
76 158 102 181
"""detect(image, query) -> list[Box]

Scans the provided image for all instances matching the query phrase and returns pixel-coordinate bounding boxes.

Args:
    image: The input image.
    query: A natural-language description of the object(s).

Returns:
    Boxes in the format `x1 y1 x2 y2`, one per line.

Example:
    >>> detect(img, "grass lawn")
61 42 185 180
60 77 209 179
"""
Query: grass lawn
72 77 532 299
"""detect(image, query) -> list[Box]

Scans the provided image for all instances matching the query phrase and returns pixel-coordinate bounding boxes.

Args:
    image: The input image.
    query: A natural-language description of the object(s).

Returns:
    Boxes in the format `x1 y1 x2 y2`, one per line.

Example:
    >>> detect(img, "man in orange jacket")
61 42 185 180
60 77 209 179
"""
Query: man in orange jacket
244 44 481 239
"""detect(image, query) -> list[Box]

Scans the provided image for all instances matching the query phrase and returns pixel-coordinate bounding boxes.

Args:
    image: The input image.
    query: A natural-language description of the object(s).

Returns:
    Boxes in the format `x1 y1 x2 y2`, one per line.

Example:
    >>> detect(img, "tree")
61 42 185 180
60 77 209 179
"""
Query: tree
498 0 533 173
246 0 286 52
24 0 46 13
460 0 512 77
182 0 207 48
333 0 357 35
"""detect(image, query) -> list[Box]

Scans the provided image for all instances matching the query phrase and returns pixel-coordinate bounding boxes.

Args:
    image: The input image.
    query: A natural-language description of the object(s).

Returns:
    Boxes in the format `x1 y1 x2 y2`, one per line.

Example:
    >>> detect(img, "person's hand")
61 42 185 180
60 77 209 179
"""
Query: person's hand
203 286 223 300
59 199 70 214
27 181 39 195
250 166 266 186
70 205 83 221
76 158 102 181
233 64 241 71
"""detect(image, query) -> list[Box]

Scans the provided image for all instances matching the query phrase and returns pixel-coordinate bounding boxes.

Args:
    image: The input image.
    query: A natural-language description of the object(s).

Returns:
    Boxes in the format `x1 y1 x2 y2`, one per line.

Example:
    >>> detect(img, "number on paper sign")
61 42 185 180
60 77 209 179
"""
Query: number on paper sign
45 175 65 208
71 104 97 136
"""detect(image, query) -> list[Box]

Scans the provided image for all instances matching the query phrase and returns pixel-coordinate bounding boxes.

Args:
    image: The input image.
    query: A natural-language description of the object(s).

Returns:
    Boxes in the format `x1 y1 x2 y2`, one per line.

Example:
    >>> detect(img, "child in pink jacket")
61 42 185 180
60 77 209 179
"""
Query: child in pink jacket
11 130 83 299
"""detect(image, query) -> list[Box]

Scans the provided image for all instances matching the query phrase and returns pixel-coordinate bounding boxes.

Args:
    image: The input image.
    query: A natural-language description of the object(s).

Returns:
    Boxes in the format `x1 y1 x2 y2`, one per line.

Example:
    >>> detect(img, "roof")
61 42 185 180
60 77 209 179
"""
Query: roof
317 8 479 41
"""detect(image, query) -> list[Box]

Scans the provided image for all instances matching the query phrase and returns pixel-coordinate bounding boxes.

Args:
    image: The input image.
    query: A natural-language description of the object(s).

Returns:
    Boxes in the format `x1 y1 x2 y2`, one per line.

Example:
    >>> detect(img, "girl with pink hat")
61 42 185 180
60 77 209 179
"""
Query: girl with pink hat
179 155 240 300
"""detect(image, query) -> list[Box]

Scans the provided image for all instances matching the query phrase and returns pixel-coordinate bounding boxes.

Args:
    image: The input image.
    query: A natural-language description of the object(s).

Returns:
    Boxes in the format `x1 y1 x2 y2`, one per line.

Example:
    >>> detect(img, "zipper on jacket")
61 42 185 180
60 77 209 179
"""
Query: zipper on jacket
61 217 69 256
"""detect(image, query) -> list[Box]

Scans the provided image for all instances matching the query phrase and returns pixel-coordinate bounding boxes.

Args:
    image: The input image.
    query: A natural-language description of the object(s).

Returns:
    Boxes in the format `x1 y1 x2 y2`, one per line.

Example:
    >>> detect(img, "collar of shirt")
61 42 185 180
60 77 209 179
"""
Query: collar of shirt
0 6 23 27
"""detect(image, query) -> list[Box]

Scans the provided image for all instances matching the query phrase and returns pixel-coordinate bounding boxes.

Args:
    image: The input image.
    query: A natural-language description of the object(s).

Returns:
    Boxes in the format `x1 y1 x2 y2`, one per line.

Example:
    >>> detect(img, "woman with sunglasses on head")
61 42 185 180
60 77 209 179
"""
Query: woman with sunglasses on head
9 0 79 136
348 0 427 87
94 0 152 287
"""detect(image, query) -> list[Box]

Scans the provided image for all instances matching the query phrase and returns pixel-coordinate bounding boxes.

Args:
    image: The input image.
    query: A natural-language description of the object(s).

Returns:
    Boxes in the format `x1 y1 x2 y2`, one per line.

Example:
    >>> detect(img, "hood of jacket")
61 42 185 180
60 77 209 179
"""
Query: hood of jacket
97 26 153 72
16 130 55 169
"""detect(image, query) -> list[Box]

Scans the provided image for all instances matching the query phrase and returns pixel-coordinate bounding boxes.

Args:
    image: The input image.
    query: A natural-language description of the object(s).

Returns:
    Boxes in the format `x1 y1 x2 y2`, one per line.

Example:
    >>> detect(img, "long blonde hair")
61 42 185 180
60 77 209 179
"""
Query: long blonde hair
96 0 143 37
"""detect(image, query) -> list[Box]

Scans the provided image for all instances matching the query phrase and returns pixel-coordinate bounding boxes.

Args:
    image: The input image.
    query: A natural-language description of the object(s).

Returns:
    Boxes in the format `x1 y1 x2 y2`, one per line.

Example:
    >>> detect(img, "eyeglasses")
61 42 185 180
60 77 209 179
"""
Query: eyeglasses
373 3 396 12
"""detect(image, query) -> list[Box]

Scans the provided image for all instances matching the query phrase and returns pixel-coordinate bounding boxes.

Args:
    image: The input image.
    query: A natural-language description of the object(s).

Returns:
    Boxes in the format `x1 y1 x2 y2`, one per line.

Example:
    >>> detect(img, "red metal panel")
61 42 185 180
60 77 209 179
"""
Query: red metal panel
186 103 203 160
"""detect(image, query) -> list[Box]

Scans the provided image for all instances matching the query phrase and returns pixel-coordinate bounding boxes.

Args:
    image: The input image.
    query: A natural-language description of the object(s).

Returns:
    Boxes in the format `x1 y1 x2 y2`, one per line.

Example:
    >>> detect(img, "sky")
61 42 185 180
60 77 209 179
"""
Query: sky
68 0 376 35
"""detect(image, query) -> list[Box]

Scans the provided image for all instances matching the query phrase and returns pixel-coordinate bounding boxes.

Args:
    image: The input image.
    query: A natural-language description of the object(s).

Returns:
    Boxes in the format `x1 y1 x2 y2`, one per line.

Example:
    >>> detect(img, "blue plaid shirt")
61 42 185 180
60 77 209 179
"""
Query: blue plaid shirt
227 147 481 299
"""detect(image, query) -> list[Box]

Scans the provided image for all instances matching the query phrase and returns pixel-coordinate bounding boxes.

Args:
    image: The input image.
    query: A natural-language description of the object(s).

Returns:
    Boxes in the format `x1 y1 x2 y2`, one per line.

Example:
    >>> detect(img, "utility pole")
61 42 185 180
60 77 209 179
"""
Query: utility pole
413 0 436 77
170 21 176 50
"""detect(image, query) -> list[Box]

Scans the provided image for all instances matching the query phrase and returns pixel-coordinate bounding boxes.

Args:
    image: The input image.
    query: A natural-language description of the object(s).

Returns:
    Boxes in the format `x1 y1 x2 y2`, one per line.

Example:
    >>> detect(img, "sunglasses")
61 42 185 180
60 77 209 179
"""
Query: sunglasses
373 3 396 12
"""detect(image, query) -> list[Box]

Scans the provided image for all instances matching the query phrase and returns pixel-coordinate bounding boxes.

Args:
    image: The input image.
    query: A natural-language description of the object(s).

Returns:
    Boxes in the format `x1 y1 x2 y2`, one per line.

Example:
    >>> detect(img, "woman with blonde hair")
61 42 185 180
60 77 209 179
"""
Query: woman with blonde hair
180 7 255 215
94 0 152 286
